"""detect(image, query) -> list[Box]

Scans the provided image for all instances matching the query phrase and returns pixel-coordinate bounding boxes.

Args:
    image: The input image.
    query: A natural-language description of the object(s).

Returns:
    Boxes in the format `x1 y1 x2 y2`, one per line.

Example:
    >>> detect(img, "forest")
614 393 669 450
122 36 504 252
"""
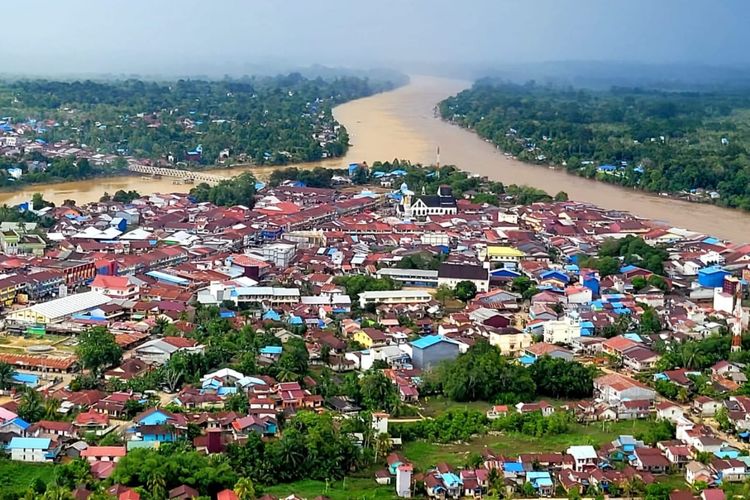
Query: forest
440 79 750 209
0 73 395 172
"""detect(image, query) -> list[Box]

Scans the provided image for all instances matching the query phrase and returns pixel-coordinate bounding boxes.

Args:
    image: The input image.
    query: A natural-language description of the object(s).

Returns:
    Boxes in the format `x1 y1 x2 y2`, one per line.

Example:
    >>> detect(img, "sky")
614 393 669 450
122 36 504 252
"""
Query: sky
1 0 748 78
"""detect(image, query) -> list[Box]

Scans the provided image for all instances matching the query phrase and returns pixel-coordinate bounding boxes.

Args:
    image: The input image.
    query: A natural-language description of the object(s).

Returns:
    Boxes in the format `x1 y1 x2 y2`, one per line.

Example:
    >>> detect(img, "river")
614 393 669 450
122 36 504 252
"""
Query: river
2 75 749 242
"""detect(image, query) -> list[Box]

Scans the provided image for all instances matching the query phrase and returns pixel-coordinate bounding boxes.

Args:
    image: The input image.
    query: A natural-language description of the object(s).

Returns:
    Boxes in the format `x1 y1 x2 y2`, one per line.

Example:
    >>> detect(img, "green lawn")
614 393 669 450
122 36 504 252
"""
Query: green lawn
400 420 653 470
0 460 55 496
262 477 397 500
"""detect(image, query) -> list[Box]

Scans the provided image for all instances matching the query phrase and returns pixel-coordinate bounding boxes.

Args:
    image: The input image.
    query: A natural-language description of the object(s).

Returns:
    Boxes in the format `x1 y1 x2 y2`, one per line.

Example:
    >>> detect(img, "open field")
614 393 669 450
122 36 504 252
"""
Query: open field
399 420 654 470
0 460 55 496
263 476 396 500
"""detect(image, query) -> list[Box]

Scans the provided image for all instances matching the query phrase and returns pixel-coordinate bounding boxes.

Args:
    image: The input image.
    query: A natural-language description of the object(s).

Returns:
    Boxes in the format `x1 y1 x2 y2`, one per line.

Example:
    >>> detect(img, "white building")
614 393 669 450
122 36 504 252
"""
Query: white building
250 243 296 268
358 290 433 309
399 185 457 219
134 337 204 365
8 437 58 462
567 445 598 471
7 291 111 325
543 317 581 344
396 463 413 497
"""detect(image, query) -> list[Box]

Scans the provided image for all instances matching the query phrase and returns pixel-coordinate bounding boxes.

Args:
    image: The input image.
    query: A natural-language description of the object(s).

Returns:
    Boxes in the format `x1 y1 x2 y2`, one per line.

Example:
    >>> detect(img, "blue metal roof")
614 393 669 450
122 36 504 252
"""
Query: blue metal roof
411 335 457 349
260 346 283 355
8 437 50 449
699 266 728 275
504 462 524 473
145 271 190 285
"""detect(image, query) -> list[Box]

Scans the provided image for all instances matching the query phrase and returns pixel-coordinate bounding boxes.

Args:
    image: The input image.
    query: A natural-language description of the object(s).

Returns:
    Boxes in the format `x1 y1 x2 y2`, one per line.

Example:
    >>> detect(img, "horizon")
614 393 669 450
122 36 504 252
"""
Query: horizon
2 0 749 80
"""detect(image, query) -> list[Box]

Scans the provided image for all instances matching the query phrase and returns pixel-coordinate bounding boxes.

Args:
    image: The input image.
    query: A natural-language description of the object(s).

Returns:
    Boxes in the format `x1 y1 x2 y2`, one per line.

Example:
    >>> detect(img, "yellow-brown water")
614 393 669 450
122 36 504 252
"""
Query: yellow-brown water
3 75 750 242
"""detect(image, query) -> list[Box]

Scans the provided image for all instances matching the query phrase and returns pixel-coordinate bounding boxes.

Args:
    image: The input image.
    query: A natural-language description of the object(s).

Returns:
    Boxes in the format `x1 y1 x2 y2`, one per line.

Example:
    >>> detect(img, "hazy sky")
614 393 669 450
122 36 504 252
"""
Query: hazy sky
2 0 748 77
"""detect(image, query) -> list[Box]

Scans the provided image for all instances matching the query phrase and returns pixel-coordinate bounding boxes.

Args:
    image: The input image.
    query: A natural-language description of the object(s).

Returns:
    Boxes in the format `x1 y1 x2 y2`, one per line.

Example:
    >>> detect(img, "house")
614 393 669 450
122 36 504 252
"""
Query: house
594 373 656 405
486 405 509 420
693 396 723 417
134 336 204 365
516 401 555 417
437 262 490 293
91 274 140 300
231 415 278 437
617 399 652 420
664 445 692 469
523 343 574 362
81 446 127 463
8 437 60 462
131 408 187 443
74 409 110 435
354 328 388 348
621 346 660 372
711 458 746 483
488 327 533 356
656 401 685 423
567 445 598 471
631 447 669 473
169 484 199 499
27 420 77 440
408 335 460 370
685 461 713 485
526 471 554 496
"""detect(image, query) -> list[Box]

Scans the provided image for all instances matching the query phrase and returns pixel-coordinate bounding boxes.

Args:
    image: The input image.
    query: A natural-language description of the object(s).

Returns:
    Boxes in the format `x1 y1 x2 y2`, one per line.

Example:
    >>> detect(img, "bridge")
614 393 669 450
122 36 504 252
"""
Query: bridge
127 164 226 186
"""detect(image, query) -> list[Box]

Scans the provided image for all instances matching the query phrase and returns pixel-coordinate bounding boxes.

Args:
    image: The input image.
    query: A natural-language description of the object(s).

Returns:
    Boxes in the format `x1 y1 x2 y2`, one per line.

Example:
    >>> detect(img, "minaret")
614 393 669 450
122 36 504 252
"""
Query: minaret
731 294 743 352
436 146 440 169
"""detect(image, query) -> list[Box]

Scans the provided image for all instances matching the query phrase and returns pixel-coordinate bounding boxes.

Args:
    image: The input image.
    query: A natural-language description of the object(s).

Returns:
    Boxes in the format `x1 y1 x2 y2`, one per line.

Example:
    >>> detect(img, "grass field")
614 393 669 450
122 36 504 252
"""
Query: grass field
263 476 396 500
0 459 55 496
399 419 653 470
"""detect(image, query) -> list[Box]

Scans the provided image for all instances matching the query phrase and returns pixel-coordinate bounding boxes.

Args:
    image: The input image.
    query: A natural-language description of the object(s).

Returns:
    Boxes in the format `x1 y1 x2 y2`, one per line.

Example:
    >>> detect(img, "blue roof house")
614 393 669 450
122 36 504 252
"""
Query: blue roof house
526 471 554 495
8 437 59 462
698 266 730 289
260 345 283 358
410 335 460 370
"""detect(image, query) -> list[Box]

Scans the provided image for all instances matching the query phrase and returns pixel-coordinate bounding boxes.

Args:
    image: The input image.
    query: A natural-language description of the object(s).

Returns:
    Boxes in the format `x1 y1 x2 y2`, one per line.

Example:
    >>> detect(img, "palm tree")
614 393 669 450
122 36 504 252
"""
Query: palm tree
234 477 256 500
153 317 170 336
0 361 15 390
147 469 166 499
374 432 392 460
44 398 61 420
276 367 299 383
17 388 43 422
42 487 74 500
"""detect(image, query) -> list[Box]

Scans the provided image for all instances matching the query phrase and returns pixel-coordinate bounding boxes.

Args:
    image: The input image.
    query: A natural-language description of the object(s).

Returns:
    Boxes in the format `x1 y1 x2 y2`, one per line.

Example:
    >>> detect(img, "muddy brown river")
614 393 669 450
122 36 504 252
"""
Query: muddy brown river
2 75 749 242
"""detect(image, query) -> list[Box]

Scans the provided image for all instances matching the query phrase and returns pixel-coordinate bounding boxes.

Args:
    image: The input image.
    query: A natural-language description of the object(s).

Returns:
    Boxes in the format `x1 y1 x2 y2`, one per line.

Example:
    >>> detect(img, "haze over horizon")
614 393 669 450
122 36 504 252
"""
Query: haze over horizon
2 0 749 79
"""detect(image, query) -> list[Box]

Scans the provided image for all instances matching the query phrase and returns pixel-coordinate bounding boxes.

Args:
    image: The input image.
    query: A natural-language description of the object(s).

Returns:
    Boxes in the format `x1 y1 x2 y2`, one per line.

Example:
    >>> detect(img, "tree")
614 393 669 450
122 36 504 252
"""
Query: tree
76 326 123 378
31 193 51 211
639 307 662 334
434 284 454 306
276 338 309 380
360 370 399 412
715 406 733 432
554 191 569 202
529 356 594 399
440 340 536 403
234 478 256 500
147 469 167 500
454 280 478 302
631 276 647 291
0 361 15 390
17 387 44 422
511 276 533 295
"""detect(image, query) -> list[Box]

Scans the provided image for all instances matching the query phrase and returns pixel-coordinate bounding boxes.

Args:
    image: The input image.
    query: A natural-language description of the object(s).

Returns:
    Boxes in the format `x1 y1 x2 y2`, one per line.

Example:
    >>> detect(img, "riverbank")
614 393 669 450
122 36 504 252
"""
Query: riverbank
5 74 750 242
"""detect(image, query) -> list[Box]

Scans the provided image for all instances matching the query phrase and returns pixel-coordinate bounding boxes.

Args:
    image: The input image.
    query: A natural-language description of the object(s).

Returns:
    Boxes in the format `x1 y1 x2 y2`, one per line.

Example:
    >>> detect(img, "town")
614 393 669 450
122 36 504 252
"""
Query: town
0 160 746 500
